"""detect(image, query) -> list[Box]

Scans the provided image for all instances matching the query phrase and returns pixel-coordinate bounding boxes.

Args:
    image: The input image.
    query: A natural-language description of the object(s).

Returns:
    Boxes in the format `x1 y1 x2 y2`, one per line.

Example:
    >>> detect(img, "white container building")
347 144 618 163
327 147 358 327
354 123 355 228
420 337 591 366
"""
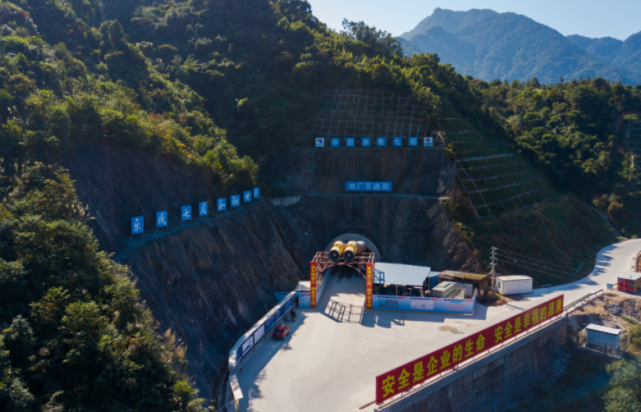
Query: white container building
496 275 533 295
586 324 622 351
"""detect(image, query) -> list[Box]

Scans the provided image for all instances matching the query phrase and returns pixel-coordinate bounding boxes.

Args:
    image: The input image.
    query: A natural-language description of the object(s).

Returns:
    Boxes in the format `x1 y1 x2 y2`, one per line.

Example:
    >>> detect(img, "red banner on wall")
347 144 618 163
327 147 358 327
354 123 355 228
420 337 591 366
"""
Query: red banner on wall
310 262 317 308
366 263 373 309
375 294 564 404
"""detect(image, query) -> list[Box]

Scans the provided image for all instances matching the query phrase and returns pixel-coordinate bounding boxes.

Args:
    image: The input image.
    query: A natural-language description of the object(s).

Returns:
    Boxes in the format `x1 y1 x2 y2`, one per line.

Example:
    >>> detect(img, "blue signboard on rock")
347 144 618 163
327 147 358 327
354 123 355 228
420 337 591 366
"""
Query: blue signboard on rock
231 195 241 208
345 182 393 192
217 198 227 212
199 201 208 217
362 137 371 147
346 138 355 147
156 211 167 228
132 216 144 235
409 137 418 147
253 188 260 199
181 205 192 221
331 138 340 148
244 191 252 203
377 137 386 147
393 137 402 147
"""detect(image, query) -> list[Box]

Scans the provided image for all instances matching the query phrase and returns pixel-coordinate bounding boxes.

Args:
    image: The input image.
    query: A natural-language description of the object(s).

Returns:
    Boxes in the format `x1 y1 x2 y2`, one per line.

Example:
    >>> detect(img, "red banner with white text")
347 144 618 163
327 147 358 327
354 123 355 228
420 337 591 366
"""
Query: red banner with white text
375 294 564 404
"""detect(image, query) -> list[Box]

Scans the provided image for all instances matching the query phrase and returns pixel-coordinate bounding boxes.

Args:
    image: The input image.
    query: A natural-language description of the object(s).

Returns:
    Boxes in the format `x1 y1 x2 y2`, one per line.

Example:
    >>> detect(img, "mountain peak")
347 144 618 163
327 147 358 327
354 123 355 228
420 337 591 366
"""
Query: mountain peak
401 8 497 40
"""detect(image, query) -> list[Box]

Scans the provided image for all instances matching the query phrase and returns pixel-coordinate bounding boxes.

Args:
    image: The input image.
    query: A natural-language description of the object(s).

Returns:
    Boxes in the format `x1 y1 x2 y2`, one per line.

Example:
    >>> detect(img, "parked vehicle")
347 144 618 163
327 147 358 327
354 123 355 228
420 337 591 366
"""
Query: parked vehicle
273 324 290 340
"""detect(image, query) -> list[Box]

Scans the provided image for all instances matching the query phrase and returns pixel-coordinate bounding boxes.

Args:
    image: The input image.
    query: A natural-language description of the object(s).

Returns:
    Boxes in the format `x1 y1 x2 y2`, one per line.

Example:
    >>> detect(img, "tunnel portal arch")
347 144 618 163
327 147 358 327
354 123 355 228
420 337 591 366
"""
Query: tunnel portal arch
324 233 381 261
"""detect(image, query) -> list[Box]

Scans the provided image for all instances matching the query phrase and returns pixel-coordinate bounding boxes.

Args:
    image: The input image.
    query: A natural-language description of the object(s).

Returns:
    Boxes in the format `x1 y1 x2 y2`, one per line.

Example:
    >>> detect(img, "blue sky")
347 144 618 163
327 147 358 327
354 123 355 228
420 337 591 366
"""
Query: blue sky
307 0 641 40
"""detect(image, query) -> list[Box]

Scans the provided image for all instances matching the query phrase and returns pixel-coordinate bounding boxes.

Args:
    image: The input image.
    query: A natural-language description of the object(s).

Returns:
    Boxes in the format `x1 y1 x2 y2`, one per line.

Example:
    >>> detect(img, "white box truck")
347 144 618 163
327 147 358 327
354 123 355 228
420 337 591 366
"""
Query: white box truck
496 275 533 295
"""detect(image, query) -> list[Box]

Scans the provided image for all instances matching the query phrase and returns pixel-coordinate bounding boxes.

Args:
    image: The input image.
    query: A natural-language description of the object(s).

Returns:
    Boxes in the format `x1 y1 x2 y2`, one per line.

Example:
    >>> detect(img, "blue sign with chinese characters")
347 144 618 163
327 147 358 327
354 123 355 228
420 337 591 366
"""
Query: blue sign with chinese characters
362 137 371 147
331 138 340 148
199 201 208 217
393 137 402 147
244 191 252 202
345 182 393 192
346 138 355 147
217 198 227 212
377 137 386 147
156 211 167 228
253 188 260 199
181 205 192 221
409 137 418 147
132 216 144 235
231 195 241 208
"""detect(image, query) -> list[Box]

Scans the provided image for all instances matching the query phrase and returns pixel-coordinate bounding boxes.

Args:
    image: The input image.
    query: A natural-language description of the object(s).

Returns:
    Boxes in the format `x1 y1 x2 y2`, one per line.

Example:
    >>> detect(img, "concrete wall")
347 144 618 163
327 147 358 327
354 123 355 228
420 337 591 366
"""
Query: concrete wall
378 319 567 412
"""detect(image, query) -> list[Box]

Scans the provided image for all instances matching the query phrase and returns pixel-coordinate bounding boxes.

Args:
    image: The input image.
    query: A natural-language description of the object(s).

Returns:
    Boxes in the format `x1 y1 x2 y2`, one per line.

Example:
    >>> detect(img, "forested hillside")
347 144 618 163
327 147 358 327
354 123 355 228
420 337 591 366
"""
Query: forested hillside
0 0 486 409
473 76 641 236
0 0 639 410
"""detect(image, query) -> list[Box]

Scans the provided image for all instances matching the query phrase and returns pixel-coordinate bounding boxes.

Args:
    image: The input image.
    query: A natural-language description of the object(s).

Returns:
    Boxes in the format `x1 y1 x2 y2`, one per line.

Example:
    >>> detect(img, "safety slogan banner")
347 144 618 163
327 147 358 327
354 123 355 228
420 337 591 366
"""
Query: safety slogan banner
310 262 317 308
375 294 564 404
366 264 373 309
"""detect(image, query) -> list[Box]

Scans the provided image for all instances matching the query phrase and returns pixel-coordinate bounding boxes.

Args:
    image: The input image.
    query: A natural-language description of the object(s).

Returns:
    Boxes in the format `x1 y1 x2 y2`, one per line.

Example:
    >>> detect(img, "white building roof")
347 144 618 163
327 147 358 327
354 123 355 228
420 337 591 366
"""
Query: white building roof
497 275 532 282
373 263 431 287
295 281 310 292
586 324 622 335
619 272 641 281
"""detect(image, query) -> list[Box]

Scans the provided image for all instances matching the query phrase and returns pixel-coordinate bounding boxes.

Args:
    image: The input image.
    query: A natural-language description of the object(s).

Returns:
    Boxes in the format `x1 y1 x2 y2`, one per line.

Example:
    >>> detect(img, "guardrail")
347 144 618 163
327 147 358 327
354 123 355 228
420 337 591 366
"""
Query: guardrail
375 291 605 411
221 291 296 411
563 290 605 317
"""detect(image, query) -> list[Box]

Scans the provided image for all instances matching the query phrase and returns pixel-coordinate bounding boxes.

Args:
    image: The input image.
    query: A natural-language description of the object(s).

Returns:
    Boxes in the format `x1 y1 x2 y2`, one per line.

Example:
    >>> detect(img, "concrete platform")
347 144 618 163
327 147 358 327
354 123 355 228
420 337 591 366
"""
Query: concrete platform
236 239 641 412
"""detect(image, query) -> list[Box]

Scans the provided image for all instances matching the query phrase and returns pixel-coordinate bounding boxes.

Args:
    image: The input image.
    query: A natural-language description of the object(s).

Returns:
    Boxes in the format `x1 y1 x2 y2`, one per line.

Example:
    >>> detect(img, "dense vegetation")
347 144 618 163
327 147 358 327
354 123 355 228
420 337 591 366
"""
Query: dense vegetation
474 76 641 236
0 0 498 409
0 0 639 409
401 8 641 85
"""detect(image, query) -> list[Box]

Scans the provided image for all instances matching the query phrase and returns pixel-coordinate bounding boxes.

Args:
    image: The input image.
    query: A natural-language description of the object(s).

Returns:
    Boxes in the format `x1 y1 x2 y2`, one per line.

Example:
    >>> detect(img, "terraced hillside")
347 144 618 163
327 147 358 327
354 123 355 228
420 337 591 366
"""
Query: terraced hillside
302 89 442 146
439 118 556 218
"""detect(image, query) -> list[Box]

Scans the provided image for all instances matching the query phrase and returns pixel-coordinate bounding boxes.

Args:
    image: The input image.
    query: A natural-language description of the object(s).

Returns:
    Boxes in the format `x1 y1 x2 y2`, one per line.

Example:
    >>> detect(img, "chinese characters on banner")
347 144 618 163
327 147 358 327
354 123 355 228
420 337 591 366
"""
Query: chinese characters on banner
199 202 208 217
131 217 144 235
244 191 252 203
393 137 402 147
181 205 192 221
345 182 393 192
346 138 355 147
253 188 260 199
366 264 373 309
331 138 340 148
231 195 241 208
310 262 317 308
156 211 167 228
409 137 418 147
375 295 565 404
362 137 371 147
217 198 227 212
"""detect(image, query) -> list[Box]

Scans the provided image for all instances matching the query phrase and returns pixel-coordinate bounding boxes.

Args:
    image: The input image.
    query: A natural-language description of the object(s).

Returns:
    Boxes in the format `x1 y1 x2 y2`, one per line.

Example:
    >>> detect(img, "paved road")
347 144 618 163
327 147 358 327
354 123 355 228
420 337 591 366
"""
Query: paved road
236 239 641 412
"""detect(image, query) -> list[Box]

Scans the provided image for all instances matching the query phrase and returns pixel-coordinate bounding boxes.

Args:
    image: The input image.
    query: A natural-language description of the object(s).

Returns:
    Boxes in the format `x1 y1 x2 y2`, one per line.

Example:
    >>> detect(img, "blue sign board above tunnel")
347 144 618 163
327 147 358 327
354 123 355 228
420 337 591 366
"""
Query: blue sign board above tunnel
345 182 392 192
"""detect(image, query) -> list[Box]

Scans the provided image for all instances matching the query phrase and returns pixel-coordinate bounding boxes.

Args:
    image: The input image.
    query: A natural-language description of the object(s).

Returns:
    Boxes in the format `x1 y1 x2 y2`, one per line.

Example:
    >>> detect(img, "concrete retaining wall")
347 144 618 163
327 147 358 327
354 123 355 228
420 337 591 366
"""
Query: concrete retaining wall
378 319 567 412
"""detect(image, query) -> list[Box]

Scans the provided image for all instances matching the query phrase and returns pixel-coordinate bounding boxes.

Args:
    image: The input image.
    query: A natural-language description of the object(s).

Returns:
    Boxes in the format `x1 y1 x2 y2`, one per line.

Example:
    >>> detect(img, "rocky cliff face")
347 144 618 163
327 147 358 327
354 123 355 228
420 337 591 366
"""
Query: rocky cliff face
66 144 479 398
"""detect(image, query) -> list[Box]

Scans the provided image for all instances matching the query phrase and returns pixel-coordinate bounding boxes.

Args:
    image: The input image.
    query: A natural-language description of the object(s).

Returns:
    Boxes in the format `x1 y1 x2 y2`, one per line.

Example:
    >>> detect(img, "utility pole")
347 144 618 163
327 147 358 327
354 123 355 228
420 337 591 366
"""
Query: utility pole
491 247 497 299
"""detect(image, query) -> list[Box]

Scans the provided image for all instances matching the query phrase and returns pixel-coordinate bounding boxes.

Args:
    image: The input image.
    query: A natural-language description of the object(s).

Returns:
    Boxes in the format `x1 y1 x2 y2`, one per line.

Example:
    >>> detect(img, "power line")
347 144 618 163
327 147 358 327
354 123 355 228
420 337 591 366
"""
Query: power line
494 258 582 282
496 249 578 271
495 255 581 278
